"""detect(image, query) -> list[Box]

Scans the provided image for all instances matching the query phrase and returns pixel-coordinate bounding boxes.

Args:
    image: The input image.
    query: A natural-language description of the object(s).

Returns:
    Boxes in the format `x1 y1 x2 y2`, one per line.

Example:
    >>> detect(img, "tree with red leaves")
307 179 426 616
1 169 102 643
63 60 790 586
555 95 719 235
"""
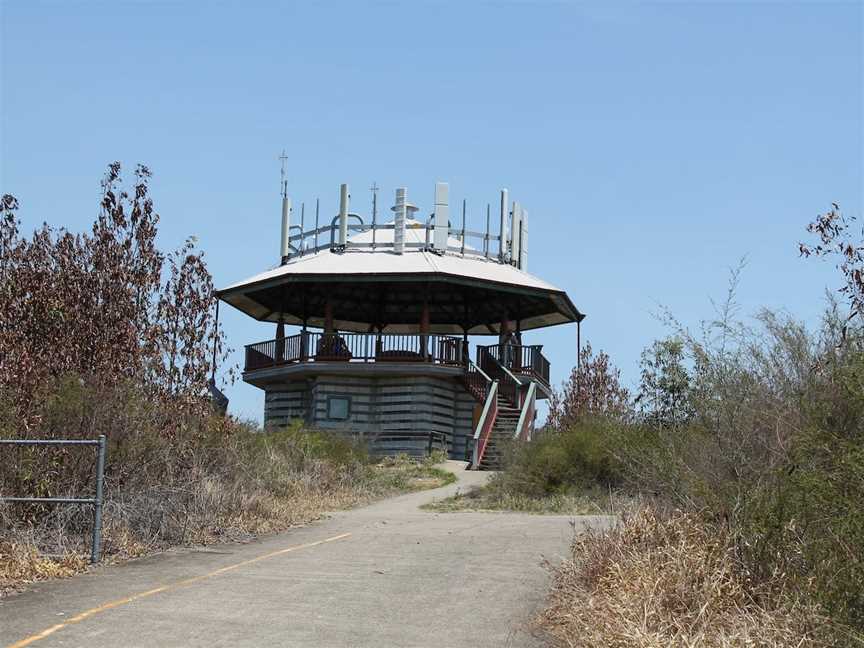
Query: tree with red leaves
547 342 630 429
0 163 230 433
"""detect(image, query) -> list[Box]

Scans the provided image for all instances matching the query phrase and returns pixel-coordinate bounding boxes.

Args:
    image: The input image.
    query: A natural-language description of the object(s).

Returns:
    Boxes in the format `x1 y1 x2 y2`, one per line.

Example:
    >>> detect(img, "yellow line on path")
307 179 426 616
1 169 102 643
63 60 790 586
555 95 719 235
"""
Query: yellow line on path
6 532 353 648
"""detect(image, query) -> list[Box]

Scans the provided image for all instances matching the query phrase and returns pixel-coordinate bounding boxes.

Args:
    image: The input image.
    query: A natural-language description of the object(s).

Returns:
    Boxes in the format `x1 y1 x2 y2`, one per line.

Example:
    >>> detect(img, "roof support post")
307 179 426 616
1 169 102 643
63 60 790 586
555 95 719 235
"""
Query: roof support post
210 299 220 383
420 301 430 361
324 300 334 335
576 319 582 396
499 318 515 369
275 316 285 363
300 317 309 361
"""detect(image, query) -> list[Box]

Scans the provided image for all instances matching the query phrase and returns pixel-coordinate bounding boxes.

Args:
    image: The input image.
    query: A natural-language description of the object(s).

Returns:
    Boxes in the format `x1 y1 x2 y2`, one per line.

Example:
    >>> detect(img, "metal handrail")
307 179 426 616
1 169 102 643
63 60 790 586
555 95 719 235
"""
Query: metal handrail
280 220 505 261
0 436 107 563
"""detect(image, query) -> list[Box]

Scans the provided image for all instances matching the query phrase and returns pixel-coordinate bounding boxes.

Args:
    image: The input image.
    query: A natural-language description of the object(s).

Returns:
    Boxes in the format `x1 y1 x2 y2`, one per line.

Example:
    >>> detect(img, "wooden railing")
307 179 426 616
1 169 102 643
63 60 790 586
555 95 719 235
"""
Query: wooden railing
477 346 522 407
245 332 464 372
477 343 550 388
462 360 492 403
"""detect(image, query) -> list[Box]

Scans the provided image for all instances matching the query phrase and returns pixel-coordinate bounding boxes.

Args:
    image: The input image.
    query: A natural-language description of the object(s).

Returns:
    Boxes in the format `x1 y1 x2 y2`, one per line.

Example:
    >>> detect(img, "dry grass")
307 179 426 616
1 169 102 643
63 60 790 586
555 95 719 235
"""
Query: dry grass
0 536 87 597
422 477 644 516
422 484 618 515
537 507 846 648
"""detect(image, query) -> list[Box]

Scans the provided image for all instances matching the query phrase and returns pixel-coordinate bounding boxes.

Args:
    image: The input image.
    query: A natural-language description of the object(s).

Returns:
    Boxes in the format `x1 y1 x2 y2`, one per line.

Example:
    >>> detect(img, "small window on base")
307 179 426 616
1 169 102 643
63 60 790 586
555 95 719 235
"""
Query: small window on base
327 396 350 420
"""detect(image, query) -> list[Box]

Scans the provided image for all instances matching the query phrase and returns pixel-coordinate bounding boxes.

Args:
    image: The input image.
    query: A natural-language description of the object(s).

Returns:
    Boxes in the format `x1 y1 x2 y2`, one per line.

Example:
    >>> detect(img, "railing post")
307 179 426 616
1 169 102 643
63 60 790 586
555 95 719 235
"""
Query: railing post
91 434 106 564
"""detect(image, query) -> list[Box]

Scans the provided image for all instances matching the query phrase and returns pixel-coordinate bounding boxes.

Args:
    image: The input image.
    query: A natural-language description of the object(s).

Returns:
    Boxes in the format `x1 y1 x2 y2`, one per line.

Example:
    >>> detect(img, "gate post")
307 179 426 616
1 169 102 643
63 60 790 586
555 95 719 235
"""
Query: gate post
91 434 107 564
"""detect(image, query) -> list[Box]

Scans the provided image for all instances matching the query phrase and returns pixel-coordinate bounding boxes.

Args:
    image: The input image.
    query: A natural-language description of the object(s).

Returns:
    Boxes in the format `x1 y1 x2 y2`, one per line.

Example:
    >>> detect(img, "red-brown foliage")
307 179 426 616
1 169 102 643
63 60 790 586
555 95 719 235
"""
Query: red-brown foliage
547 342 630 429
0 163 230 434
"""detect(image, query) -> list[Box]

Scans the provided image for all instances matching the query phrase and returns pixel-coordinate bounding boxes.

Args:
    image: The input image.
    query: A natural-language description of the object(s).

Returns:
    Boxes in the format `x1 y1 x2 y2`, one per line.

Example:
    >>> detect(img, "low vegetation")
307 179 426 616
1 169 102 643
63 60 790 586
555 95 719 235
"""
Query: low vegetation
423 483 613 515
495 206 864 645
0 379 453 596
0 169 452 597
539 509 839 648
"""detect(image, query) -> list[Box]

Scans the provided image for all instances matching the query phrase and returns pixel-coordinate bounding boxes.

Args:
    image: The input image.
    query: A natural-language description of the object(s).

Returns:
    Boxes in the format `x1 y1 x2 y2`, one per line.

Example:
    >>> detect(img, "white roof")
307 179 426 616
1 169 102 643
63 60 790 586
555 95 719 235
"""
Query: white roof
218 218 581 333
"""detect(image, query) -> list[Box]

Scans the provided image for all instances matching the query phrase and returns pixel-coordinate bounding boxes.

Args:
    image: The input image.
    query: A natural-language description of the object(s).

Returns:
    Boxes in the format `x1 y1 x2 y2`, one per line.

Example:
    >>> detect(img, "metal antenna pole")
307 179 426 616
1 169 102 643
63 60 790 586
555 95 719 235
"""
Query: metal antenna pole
577 319 582 392
314 199 320 251
210 299 220 382
370 182 379 249
461 199 466 256
485 204 490 259
299 202 305 256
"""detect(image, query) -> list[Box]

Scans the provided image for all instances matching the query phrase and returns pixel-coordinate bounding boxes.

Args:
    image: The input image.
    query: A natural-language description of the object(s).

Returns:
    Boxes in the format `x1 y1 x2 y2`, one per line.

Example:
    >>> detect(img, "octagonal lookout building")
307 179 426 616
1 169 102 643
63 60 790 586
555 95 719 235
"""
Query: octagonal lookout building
217 182 583 469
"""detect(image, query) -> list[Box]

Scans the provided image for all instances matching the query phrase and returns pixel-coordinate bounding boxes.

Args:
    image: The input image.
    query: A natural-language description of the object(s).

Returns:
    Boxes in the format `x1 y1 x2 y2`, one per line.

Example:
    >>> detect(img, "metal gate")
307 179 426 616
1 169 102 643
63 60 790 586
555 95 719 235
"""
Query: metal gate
0 435 107 563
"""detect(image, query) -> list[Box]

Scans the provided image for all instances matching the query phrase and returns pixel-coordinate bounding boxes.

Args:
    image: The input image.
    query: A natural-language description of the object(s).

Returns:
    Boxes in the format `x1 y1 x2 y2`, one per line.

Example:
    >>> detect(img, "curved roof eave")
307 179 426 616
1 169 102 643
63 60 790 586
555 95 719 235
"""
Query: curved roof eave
217 217 585 330
218 270 583 325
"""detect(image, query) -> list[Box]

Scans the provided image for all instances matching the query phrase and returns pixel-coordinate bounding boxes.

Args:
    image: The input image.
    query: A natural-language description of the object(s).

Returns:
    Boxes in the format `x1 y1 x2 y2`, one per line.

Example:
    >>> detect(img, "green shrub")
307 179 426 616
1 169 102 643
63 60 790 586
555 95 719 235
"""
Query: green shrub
497 418 623 497
740 350 864 630
621 308 864 633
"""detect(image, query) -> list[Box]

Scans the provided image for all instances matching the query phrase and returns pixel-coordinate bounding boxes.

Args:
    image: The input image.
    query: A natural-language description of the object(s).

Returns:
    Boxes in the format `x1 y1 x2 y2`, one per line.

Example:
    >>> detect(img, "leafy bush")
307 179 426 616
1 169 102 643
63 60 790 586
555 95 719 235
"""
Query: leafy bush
616 302 864 633
510 266 864 635
547 343 631 428
495 418 624 498
742 345 864 629
0 166 229 436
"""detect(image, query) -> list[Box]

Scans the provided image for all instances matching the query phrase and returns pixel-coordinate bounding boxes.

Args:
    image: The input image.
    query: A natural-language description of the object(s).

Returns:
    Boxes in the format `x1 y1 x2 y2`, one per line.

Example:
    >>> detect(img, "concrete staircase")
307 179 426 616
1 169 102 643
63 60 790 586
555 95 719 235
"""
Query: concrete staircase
477 397 520 471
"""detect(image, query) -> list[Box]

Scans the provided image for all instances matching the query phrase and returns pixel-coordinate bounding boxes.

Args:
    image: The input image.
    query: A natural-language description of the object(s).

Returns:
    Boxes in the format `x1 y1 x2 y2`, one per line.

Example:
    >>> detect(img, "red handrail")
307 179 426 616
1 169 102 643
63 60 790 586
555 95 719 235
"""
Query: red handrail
472 381 498 468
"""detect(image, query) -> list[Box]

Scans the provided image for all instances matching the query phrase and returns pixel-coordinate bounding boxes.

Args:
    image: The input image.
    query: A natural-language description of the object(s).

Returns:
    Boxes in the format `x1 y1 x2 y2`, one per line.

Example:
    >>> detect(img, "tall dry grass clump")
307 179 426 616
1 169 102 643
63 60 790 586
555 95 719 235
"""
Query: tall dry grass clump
538 508 839 648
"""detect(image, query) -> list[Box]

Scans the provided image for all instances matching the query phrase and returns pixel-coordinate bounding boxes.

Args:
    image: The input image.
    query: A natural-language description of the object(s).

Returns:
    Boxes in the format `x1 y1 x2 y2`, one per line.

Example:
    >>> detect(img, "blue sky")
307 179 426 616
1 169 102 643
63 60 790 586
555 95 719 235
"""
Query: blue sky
2 1 862 423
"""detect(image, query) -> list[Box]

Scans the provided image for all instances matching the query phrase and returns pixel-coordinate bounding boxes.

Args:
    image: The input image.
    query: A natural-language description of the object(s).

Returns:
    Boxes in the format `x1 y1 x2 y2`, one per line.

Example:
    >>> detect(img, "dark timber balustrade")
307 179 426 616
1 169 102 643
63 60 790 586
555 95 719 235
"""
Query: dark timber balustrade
477 343 551 388
245 332 466 371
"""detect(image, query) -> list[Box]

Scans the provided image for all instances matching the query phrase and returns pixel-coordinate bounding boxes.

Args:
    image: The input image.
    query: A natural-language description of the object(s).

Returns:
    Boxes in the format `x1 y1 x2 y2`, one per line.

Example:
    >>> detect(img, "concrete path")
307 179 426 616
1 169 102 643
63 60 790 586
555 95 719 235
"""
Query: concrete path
1 462 612 648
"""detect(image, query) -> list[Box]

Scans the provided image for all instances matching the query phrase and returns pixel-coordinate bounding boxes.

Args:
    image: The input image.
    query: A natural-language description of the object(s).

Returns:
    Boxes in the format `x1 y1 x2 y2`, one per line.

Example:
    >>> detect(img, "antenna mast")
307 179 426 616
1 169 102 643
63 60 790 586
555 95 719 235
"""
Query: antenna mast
279 150 292 264
279 150 288 198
